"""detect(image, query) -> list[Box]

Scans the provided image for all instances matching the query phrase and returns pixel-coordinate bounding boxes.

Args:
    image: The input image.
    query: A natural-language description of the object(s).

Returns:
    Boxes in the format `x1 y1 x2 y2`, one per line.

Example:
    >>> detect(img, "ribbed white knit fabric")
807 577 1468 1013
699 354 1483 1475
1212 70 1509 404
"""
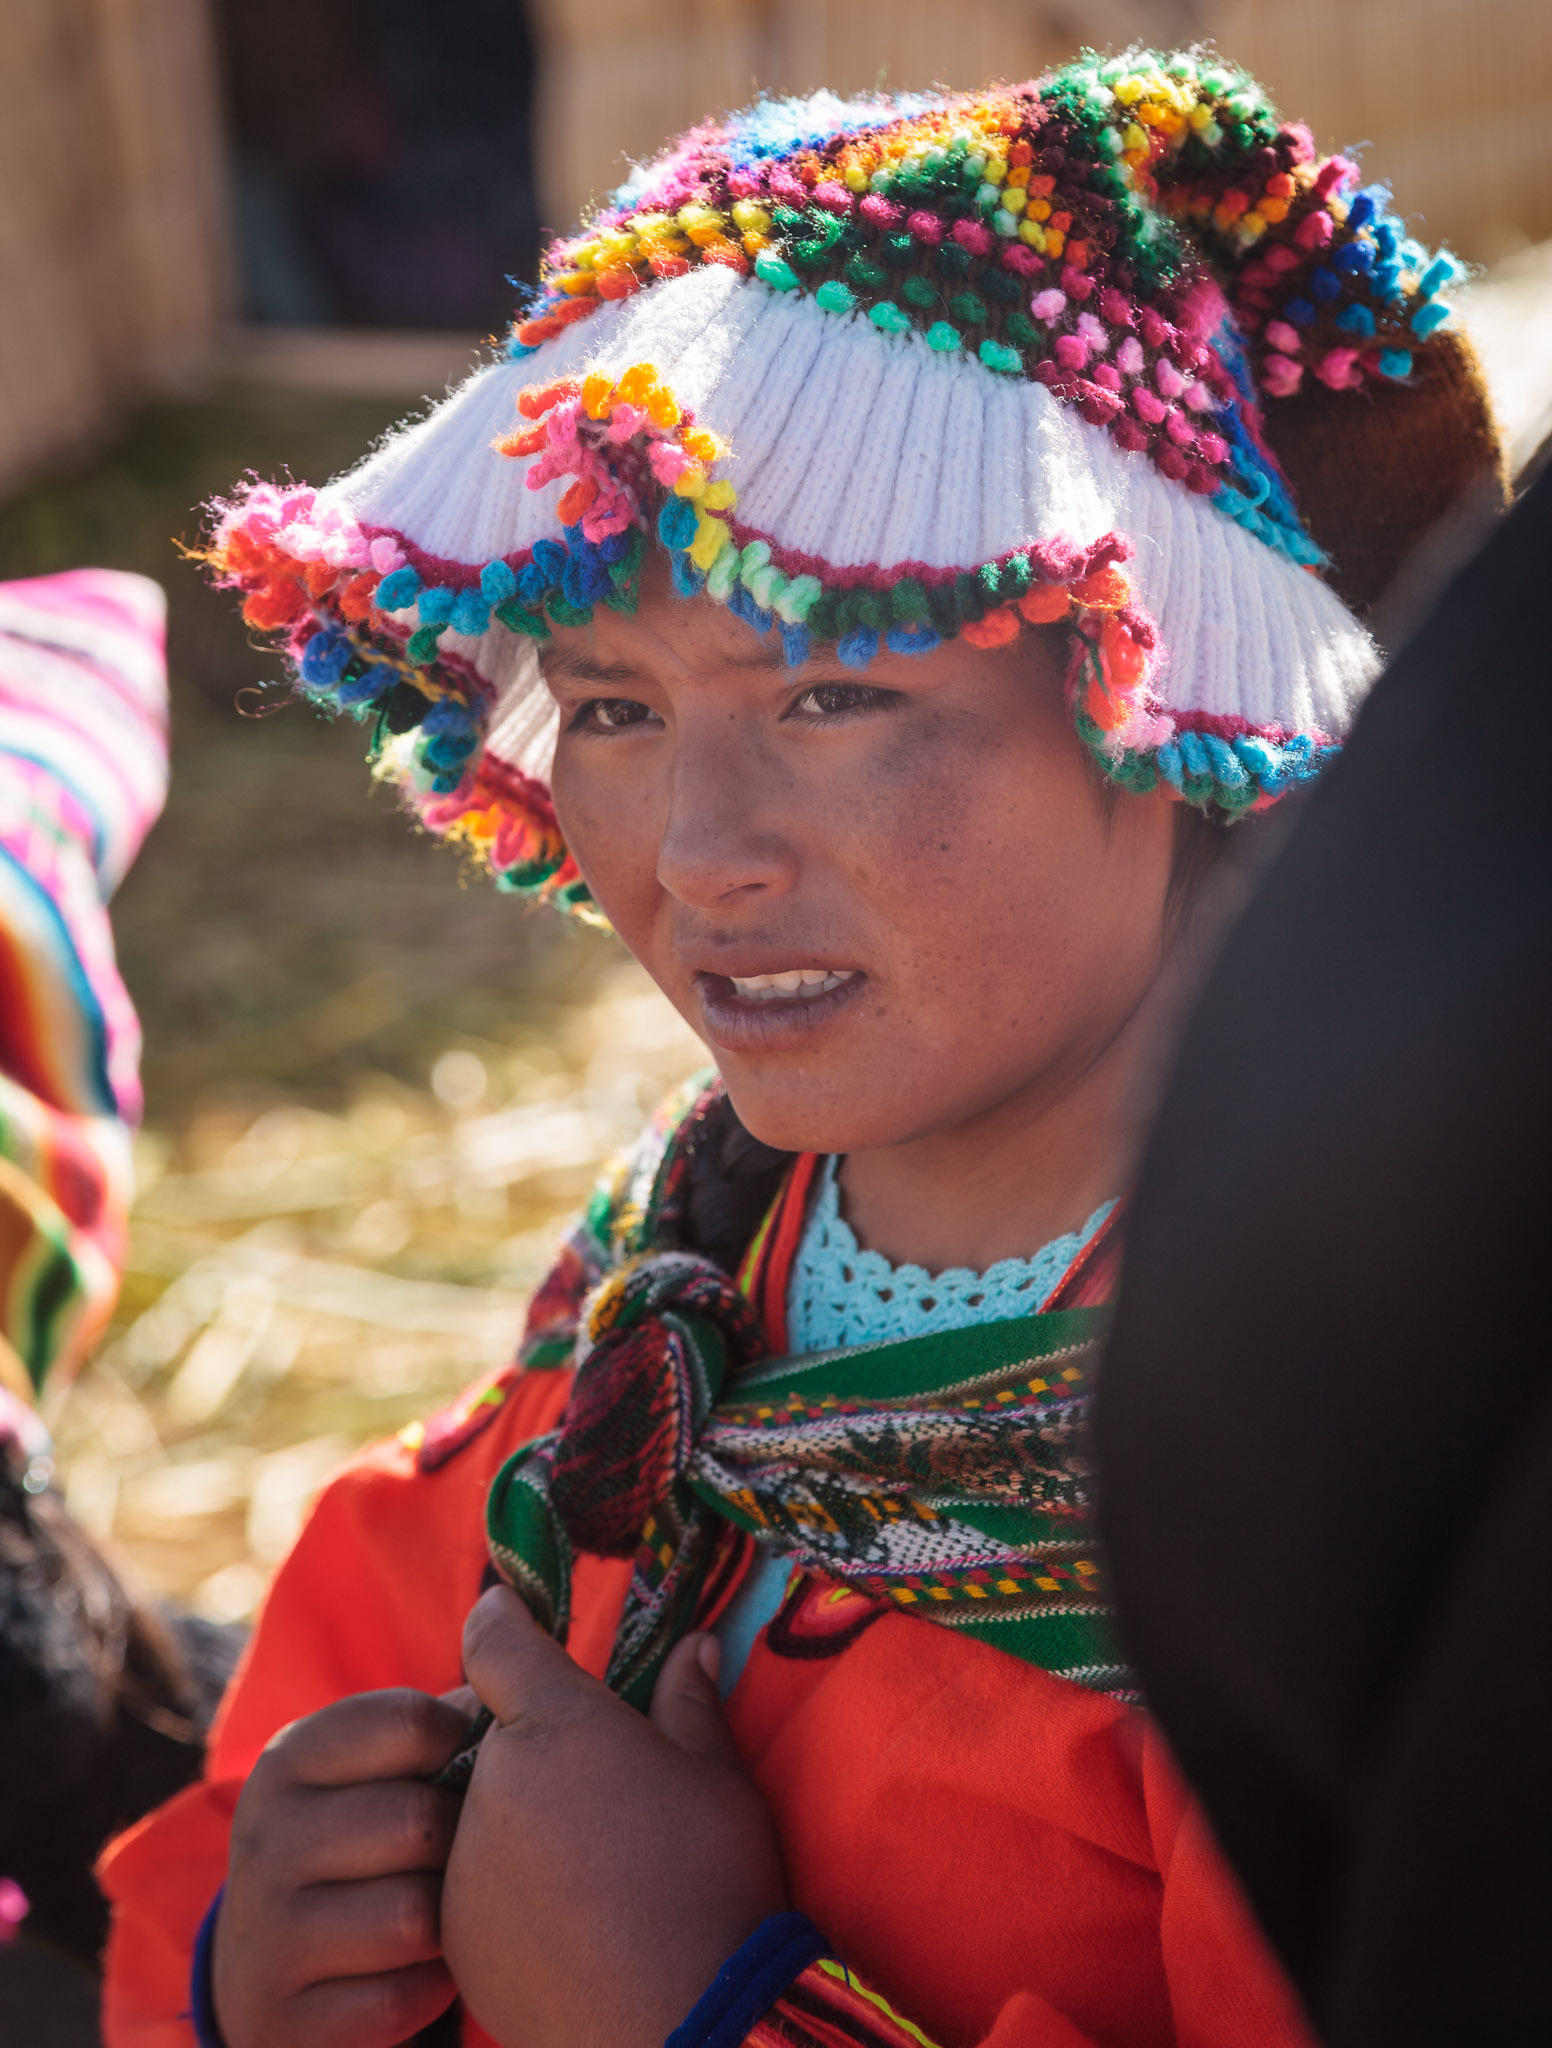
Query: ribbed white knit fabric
322 263 1380 784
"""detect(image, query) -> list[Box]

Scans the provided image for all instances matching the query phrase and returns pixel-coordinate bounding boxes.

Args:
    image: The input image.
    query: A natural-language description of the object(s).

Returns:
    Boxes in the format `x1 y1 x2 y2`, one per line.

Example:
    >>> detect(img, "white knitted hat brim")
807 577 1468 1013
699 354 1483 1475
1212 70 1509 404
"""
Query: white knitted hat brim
323 263 1379 784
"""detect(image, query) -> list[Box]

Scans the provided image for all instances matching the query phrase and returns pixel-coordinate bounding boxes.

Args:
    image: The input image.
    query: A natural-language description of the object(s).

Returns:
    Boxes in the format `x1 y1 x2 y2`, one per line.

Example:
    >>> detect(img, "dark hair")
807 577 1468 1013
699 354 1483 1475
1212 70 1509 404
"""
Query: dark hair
0 1448 243 1960
1165 801 1234 928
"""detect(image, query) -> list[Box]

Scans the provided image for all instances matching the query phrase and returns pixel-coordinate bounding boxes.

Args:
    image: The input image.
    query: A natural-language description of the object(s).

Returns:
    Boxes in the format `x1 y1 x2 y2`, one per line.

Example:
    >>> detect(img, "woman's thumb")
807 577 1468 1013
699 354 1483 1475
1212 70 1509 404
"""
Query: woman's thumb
648 1632 741 1761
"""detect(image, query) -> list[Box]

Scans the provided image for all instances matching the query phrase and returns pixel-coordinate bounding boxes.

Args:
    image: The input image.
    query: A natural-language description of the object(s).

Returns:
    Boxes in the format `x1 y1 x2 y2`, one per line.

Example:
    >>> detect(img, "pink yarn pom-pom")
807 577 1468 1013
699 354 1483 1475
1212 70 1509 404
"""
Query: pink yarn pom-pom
1315 347 1364 391
952 218 994 256
1054 334 1089 372
1261 353 1305 397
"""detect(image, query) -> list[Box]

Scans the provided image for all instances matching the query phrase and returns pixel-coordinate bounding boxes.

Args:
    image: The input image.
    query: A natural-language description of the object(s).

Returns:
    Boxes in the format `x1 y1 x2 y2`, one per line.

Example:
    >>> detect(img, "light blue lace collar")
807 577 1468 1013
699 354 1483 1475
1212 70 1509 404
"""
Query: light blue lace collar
785 1154 1115 1356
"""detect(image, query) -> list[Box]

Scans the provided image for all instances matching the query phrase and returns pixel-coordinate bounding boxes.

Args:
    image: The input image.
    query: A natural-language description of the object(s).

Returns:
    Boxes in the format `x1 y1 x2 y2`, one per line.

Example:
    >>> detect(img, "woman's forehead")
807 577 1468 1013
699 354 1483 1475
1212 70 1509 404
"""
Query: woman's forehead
540 586 850 689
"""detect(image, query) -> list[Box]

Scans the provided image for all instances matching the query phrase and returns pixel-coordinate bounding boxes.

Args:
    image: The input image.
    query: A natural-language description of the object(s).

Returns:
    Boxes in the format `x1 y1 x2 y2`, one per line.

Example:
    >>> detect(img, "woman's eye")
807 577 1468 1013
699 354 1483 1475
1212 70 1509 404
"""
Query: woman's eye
790 683 899 721
573 698 656 732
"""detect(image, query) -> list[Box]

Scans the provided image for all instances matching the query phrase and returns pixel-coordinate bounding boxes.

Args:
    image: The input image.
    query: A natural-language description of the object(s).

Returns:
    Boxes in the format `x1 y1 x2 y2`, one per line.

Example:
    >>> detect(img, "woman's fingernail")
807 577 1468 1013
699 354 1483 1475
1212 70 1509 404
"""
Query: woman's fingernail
696 1635 722 1682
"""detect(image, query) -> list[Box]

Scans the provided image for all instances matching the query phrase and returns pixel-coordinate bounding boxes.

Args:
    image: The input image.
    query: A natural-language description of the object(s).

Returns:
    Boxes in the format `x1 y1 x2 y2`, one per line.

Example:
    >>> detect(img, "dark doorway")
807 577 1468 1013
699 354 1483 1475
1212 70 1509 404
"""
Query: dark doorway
215 0 540 330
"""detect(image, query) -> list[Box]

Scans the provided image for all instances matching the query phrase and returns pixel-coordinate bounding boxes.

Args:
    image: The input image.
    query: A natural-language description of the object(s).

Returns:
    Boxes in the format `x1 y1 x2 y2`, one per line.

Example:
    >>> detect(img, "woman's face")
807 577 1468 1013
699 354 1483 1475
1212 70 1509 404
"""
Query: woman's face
543 565 1180 1156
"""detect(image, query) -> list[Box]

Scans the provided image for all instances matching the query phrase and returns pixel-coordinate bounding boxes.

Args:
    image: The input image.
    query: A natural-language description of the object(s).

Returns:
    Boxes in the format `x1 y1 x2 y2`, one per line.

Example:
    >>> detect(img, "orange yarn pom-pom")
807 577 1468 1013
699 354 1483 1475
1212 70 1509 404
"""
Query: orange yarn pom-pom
1100 617 1148 692
1017 582 1072 625
339 573 378 623
556 476 600 525
961 606 1021 649
1071 565 1129 610
242 579 305 631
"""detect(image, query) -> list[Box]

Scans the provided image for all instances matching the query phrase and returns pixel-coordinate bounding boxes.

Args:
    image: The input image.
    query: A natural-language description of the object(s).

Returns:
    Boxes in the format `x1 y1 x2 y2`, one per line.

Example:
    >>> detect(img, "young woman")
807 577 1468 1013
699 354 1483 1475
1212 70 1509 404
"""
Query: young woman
100 50 1502 2048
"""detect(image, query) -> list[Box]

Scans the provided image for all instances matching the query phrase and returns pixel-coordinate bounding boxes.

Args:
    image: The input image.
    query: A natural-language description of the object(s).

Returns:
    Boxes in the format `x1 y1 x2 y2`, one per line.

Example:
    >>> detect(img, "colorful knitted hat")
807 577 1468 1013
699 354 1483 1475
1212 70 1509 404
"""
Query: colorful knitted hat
205 50 1501 915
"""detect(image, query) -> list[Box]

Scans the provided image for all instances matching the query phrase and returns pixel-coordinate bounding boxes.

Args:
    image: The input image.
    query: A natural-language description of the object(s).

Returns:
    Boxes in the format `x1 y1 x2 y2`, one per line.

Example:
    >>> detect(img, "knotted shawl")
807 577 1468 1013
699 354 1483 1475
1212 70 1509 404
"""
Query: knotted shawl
481 1083 1132 1712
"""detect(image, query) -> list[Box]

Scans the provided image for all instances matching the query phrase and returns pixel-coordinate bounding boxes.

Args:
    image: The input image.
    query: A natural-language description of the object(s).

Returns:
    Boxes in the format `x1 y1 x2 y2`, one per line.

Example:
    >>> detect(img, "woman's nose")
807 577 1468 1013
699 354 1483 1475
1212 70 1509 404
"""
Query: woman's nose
655 721 799 909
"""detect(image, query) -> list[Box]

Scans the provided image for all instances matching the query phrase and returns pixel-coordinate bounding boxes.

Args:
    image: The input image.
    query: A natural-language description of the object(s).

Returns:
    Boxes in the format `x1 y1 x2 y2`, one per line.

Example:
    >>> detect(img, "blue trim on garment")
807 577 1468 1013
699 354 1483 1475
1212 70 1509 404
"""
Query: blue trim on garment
665 1911 831 2048
714 1548 795 1700
187 1888 226 2047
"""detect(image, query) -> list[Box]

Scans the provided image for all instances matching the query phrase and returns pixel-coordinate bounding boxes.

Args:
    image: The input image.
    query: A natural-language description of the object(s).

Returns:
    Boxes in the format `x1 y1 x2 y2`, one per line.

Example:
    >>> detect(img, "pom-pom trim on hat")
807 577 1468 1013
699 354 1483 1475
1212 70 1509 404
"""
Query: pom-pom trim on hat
203 352 1335 911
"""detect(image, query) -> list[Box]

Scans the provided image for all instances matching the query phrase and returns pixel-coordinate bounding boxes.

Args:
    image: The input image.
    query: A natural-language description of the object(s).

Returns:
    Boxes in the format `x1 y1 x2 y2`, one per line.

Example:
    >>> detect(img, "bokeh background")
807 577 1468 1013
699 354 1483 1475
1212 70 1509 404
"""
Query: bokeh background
2 0 1550 1633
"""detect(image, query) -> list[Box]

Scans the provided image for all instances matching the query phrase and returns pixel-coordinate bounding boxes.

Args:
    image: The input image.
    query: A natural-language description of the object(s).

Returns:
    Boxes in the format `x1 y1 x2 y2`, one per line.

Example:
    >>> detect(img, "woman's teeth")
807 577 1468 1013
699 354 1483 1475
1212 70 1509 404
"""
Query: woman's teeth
728 969 856 1002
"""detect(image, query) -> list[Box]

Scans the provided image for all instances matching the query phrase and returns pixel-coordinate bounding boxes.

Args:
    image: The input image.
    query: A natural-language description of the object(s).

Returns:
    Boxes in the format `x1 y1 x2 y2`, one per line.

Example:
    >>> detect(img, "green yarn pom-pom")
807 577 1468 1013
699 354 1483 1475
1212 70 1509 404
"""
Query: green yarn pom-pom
869 302 912 335
815 279 858 314
493 599 551 640
978 338 1023 374
846 256 889 291
755 252 800 292
902 275 937 309
406 625 444 665
925 321 961 351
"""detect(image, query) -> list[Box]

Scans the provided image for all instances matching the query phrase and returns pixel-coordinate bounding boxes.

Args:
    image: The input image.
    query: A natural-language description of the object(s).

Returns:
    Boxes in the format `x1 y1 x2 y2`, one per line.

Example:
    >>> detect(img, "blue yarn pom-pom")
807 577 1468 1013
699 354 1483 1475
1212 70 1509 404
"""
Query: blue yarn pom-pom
1335 303 1376 337
1283 298 1316 328
1333 240 1373 276
517 562 550 605
532 538 568 582
561 549 609 609
422 698 475 737
1309 266 1342 303
1411 299 1453 339
480 559 518 604
1419 251 1465 297
599 529 631 564
336 664 394 708
451 589 492 637
836 628 879 669
1202 734 1248 789
780 622 812 668
1377 348 1414 380
669 551 704 598
374 566 422 612
417 586 456 626
657 497 700 551
885 624 940 656
1232 735 1278 783
1176 731 1211 780
300 631 352 688
1155 741 1184 792
423 732 476 771
727 584 774 634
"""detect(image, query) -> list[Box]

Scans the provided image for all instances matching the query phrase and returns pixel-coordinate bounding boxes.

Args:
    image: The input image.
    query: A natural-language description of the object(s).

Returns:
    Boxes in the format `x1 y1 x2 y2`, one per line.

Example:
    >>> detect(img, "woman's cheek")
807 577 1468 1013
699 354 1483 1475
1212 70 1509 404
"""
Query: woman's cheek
552 753 652 908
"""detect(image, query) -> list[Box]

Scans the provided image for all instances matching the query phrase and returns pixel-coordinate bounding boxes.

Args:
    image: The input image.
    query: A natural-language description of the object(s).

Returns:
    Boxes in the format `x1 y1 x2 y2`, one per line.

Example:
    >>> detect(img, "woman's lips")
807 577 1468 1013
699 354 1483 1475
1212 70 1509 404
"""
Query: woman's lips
693 969 867 1053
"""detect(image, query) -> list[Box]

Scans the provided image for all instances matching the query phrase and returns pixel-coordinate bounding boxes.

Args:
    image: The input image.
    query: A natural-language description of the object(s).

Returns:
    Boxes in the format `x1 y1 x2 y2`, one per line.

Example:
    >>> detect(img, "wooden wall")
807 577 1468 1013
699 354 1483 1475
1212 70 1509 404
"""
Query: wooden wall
531 0 1552 264
0 0 229 497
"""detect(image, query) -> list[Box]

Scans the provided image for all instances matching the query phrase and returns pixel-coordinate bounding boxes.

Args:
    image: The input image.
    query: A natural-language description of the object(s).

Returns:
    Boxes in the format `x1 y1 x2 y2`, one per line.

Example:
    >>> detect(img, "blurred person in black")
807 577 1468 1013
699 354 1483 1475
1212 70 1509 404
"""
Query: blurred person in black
1097 454 1552 2046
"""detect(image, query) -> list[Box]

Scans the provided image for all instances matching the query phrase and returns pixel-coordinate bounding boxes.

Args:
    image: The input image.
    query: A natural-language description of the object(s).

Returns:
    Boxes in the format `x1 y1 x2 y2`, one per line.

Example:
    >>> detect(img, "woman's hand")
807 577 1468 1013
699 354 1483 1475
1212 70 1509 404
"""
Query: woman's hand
213 1689 471 2048
441 1587 788 2048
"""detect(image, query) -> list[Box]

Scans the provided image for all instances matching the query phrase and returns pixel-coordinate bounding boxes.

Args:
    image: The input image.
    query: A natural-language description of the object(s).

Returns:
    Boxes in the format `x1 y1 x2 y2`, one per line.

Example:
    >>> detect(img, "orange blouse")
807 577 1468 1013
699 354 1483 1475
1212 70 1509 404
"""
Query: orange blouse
99 1359 1313 2048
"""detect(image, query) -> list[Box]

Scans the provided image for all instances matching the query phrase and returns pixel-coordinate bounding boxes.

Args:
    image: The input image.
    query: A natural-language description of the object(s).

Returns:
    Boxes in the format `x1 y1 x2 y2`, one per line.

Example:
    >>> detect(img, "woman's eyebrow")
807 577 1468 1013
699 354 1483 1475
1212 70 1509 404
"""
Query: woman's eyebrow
540 648 647 687
541 640 852 686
